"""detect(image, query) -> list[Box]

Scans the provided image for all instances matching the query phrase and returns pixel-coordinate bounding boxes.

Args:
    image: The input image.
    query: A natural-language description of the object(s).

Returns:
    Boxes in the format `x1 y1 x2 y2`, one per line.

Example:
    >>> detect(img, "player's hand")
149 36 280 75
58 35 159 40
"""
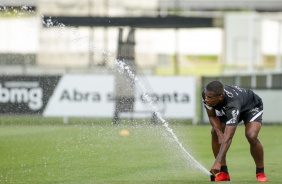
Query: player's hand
211 161 221 175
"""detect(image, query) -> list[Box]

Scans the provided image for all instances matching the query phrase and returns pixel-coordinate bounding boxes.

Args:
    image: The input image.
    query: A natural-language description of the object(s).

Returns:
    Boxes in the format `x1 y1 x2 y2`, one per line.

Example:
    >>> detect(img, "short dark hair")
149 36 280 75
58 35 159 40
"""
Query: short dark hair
206 81 224 96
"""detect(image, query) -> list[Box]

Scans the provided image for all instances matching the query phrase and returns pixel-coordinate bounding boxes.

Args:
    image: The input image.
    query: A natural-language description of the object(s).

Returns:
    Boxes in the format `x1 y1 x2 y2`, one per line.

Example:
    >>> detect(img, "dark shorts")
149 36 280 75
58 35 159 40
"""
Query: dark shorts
218 102 263 125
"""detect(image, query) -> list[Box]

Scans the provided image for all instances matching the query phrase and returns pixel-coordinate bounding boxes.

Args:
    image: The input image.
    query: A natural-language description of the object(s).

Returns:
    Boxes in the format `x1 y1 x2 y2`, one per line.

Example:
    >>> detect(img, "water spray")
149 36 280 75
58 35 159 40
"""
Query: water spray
114 60 211 175
1 5 212 177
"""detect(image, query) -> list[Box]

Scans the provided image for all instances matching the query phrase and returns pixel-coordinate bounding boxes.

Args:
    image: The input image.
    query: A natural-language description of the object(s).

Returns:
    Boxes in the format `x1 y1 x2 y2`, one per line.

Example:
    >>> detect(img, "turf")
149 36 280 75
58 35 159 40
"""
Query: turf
0 117 281 183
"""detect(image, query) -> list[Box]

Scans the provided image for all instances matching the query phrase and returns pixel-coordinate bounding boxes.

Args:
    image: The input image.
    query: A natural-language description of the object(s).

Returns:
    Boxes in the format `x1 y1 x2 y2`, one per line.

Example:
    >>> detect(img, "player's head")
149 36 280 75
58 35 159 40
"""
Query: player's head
204 81 224 106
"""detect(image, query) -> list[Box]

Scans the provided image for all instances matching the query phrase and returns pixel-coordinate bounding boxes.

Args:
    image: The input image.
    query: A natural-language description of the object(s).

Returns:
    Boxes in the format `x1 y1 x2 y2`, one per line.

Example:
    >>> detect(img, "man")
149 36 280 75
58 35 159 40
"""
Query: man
202 81 268 182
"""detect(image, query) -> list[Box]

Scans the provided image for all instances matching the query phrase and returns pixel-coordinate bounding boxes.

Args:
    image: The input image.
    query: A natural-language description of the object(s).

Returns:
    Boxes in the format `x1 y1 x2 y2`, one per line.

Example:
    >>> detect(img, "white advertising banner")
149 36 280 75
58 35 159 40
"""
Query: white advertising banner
43 74 114 117
43 74 196 118
133 76 196 118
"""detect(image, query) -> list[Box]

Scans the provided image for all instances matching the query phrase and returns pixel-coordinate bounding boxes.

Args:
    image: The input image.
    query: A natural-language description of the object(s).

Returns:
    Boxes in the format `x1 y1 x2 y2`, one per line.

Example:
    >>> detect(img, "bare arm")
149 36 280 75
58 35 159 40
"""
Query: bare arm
211 125 237 175
206 109 224 143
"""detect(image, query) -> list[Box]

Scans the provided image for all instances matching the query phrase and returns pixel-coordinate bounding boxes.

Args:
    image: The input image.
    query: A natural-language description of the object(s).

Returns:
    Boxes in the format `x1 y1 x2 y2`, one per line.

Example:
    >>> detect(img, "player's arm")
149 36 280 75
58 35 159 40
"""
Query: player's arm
205 108 224 143
211 107 239 175
216 125 237 162
211 125 237 175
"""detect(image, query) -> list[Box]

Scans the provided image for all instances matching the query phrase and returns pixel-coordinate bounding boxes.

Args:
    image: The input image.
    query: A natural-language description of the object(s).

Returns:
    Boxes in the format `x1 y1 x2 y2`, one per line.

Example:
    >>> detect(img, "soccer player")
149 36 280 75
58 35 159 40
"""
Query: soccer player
202 81 268 182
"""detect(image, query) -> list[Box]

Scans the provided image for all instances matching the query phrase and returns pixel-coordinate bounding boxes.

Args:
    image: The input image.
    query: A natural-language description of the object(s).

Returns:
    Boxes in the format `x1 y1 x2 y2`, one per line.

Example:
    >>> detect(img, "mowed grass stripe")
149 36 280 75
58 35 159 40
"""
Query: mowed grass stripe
0 121 281 183
0 124 206 183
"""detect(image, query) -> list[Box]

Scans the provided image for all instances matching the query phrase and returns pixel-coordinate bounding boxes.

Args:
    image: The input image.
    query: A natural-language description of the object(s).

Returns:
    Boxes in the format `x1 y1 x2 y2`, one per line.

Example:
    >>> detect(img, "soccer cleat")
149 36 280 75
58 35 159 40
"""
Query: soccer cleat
215 171 230 181
256 172 268 182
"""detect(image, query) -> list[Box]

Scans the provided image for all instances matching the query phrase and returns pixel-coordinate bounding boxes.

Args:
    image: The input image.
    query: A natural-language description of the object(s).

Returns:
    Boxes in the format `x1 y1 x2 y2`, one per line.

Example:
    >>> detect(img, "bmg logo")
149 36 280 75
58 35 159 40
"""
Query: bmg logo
0 82 43 111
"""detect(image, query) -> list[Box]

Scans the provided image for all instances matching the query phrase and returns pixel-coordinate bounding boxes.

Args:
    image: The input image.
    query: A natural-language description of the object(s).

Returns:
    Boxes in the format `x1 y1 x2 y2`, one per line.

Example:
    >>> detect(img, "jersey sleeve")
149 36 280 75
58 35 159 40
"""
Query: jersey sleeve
225 99 242 126
225 107 240 126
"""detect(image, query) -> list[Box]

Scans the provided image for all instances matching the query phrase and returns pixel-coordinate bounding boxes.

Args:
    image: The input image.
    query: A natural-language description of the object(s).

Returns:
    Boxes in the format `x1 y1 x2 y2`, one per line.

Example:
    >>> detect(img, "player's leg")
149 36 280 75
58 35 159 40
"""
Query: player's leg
245 121 264 168
211 122 226 164
211 117 230 181
245 121 268 182
244 100 268 182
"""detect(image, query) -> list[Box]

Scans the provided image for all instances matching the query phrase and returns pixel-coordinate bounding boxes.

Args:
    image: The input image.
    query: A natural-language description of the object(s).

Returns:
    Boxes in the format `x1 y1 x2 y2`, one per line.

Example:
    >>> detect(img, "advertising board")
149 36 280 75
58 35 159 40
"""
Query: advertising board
0 75 196 119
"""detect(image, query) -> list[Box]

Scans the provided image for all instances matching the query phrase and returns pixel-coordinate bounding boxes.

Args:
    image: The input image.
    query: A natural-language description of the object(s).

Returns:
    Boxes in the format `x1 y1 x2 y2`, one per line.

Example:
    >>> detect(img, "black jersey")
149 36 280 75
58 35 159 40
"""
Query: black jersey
202 85 262 125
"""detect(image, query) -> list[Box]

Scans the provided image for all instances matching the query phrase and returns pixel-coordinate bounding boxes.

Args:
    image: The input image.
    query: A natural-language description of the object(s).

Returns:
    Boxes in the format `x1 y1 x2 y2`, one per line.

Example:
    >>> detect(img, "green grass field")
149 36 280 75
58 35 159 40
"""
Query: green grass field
0 117 281 183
